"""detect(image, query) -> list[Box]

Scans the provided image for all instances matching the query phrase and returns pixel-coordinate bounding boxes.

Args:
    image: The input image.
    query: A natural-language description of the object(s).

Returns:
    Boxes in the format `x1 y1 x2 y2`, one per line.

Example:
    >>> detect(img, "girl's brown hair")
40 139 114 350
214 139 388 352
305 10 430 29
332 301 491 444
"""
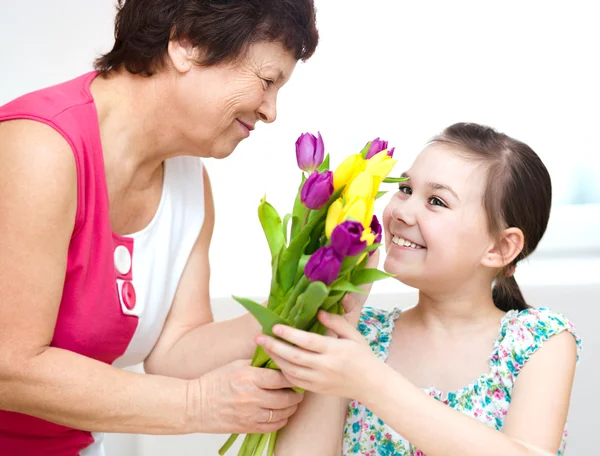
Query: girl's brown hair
431 123 552 312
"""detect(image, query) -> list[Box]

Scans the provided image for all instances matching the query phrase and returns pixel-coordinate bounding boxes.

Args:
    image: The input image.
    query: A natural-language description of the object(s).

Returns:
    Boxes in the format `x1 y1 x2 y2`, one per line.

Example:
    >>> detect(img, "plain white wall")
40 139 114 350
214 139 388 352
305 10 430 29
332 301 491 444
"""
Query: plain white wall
1 0 599 454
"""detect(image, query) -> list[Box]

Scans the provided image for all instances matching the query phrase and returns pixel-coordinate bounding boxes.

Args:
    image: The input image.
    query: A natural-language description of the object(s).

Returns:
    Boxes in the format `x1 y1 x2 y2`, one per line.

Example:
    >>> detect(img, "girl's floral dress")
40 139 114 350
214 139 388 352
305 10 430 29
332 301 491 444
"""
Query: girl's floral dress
343 307 582 456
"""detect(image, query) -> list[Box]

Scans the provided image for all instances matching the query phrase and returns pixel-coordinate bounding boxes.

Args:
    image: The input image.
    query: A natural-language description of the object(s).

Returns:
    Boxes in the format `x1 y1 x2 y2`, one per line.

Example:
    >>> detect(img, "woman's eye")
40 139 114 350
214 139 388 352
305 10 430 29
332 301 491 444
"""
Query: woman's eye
399 184 412 195
262 78 274 89
429 196 447 207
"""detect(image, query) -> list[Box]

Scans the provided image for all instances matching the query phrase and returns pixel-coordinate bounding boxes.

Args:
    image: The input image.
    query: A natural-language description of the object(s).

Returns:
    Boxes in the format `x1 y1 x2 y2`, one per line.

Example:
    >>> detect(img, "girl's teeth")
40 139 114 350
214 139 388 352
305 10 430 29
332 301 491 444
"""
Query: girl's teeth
392 235 423 249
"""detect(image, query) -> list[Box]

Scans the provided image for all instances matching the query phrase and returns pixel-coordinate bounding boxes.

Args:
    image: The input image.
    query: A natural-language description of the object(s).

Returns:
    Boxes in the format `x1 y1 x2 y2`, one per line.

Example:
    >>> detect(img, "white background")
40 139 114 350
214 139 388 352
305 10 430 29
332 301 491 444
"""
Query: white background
1 1 598 299
1 1 599 454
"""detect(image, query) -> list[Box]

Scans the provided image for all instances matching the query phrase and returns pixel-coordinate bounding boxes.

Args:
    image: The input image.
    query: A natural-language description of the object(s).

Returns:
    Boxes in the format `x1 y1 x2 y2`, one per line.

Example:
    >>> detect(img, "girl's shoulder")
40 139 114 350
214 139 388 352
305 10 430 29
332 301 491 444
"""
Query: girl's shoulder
493 307 582 386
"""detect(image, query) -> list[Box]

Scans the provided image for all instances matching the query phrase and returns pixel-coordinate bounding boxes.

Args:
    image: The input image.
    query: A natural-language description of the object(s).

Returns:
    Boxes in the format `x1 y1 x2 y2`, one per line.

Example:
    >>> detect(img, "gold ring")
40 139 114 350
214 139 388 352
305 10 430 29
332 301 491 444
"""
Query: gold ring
267 409 273 423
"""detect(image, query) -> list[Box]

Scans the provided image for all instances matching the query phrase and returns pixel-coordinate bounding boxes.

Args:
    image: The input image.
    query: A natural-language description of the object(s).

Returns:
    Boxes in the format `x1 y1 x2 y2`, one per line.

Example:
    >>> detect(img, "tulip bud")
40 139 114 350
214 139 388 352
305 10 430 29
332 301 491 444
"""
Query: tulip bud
370 215 383 244
304 246 342 285
295 132 325 172
330 220 367 257
365 137 389 159
333 153 366 190
301 170 334 210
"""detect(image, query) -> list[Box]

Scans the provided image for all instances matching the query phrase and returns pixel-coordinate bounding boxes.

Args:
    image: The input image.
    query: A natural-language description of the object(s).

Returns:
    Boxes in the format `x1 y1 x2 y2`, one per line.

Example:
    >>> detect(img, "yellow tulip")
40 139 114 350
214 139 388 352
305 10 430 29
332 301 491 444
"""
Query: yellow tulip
333 154 366 190
341 197 368 226
363 198 375 229
325 198 343 238
366 157 398 182
361 227 376 246
345 171 375 201
325 196 372 238
366 150 390 167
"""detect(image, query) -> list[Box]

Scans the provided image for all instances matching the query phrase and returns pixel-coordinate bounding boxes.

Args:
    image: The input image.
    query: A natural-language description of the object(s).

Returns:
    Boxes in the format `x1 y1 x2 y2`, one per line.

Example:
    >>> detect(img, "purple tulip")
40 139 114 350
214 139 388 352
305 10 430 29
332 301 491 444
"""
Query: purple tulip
304 246 342 285
370 215 383 244
365 137 394 159
331 220 367 257
301 170 334 210
296 132 325 172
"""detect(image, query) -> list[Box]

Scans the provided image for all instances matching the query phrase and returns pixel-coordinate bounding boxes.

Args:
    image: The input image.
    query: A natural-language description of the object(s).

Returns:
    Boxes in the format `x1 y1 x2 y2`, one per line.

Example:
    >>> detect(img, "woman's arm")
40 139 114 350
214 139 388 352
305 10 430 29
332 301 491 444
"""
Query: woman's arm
0 120 298 435
144 166 261 379
259 311 578 456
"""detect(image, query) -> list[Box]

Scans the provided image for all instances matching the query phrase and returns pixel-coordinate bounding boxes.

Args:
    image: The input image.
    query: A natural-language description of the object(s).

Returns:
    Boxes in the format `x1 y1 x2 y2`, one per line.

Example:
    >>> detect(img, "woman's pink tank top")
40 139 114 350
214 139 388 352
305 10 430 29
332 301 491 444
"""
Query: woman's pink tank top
0 72 205 455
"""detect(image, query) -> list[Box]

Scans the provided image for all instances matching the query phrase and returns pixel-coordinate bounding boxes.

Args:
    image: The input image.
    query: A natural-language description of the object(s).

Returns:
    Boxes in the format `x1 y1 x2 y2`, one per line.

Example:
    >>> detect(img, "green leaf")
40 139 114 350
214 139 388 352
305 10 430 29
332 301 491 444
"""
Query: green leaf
292 281 330 329
282 213 293 245
294 254 311 283
267 246 284 310
383 176 409 183
250 345 271 367
317 153 330 172
258 197 285 259
322 291 344 311
278 188 344 292
351 268 395 286
233 296 290 337
291 174 308 239
375 191 387 200
330 279 367 294
366 242 382 253
359 141 372 159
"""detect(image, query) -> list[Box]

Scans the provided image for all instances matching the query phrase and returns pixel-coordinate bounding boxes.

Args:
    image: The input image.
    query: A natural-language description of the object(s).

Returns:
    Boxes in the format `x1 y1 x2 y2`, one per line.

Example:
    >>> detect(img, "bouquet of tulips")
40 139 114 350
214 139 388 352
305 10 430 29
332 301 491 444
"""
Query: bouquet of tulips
218 132 405 456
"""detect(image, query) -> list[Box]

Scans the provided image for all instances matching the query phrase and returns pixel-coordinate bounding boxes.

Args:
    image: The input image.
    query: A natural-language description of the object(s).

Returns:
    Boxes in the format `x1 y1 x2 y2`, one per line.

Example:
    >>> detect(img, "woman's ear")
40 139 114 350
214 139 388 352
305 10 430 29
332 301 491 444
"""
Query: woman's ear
481 227 524 269
167 39 196 73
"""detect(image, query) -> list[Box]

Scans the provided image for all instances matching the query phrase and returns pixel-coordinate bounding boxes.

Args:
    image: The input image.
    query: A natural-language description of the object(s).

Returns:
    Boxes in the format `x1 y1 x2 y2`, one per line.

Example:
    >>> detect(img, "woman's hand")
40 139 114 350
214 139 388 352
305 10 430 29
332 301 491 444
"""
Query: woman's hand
190 359 303 434
256 311 378 399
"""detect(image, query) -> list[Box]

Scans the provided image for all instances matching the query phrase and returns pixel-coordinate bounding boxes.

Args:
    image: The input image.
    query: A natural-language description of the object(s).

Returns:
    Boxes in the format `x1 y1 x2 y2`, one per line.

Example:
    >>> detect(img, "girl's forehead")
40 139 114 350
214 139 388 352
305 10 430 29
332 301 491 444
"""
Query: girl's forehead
410 144 489 200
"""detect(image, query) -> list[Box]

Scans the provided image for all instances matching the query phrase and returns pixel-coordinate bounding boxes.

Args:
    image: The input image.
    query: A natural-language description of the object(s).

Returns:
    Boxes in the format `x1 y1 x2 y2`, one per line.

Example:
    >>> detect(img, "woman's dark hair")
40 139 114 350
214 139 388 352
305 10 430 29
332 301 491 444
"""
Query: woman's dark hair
430 123 552 312
95 0 319 76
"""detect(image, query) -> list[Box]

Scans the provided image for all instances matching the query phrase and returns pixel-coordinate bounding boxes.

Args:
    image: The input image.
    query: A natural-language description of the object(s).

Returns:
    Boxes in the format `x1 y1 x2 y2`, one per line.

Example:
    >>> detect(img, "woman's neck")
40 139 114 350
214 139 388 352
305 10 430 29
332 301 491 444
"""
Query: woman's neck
90 70 187 190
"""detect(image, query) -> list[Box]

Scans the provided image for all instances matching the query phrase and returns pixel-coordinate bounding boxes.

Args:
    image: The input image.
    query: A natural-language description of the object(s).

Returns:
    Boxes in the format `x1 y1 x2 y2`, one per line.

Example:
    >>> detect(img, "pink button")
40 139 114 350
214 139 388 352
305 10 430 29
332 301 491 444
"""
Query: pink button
121 281 136 310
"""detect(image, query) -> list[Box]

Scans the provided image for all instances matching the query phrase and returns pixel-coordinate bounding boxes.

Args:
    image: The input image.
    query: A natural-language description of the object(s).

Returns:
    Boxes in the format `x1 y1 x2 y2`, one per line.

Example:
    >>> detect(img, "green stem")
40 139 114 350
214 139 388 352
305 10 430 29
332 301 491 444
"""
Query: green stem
267 431 278 456
238 434 249 456
280 276 309 320
244 434 262 456
302 209 309 229
218 434 239 455
253 433 270 456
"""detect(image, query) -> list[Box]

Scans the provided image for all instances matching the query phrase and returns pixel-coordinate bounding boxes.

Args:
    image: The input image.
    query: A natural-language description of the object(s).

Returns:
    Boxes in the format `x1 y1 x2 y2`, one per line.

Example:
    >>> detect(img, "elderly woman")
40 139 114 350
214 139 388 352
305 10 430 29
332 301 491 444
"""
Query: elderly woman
0 0 318 454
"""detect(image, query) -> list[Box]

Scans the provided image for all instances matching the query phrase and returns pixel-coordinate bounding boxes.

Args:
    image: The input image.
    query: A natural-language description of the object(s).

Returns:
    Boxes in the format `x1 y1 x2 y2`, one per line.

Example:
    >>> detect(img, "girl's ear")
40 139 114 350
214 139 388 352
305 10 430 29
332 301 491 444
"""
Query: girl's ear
481 227 524 270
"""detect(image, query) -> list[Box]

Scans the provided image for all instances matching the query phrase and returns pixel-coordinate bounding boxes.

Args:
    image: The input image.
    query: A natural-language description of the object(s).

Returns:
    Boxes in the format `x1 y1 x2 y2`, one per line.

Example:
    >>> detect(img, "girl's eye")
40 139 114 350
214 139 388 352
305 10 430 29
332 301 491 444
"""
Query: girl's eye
428 196 447 208
399 184 412 195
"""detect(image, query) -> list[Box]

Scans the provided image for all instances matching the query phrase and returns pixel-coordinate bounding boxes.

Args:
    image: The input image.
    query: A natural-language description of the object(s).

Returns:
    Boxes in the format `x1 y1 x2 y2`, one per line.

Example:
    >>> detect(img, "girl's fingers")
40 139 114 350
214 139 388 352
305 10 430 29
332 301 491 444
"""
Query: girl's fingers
256 334 318 366
263 349 312 384
318 311 364 343
270 324 330 354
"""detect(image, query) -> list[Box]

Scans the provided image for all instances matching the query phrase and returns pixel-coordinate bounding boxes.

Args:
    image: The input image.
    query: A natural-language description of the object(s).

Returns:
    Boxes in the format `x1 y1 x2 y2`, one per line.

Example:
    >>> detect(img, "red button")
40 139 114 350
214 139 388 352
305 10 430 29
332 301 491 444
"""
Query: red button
121 281 137 310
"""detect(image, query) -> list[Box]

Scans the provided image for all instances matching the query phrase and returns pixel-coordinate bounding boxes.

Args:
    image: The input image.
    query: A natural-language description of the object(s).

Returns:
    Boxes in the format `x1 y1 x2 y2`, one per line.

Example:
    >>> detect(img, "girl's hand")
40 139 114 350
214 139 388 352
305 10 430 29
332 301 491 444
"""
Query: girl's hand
255 310 379 399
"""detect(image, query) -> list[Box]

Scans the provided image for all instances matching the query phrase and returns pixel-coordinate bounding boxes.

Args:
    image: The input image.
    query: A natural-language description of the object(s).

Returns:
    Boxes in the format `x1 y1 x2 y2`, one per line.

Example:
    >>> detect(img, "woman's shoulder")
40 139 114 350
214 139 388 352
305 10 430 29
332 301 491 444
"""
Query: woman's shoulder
494 307 582 385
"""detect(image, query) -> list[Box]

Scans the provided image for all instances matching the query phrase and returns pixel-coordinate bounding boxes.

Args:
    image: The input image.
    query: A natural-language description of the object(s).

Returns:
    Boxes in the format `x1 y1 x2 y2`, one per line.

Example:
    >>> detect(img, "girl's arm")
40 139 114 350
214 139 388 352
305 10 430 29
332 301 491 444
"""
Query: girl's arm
274 392 348 455
258 311 577 456
274 262 380 456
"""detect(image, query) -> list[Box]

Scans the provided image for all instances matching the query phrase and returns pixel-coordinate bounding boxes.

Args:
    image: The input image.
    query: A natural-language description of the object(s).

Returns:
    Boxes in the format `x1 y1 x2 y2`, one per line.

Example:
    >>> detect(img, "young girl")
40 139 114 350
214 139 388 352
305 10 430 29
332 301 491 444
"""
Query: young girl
256 123 581 456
